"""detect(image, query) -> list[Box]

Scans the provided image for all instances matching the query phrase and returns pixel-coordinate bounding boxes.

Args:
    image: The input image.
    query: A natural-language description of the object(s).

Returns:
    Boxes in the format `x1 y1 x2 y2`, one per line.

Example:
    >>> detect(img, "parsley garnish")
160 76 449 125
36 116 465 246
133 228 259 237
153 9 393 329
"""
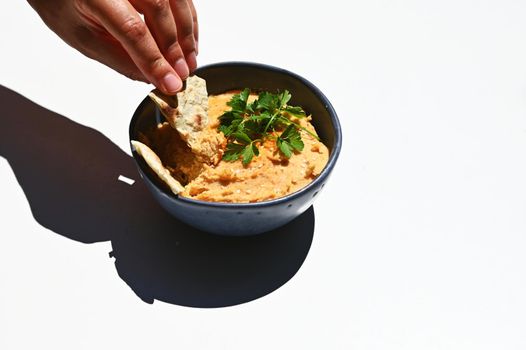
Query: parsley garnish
219 89 319 165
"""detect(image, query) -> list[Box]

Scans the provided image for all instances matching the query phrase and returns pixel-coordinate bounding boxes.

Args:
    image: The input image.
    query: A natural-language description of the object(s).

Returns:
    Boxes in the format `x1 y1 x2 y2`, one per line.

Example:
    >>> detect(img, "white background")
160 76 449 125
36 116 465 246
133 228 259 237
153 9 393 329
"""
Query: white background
2 0 526 349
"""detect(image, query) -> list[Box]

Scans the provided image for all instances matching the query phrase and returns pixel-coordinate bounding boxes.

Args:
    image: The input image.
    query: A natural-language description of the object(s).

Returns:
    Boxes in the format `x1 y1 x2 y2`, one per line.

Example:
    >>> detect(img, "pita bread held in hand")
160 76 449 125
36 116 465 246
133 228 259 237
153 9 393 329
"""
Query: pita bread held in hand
148 75 225 165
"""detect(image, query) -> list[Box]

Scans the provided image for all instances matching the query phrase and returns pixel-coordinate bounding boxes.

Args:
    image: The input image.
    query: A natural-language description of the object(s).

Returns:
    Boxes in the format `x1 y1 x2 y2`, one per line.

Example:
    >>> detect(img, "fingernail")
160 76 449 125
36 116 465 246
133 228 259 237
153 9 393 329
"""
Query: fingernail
195 41 199 55
161 73 182 94
186 51 197 72
174 58 189 79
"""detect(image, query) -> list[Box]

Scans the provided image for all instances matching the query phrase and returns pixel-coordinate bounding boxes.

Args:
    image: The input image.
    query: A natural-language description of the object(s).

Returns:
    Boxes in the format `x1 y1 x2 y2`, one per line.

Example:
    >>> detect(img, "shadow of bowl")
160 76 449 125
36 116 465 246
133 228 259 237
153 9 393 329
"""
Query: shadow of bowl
0 84 317 308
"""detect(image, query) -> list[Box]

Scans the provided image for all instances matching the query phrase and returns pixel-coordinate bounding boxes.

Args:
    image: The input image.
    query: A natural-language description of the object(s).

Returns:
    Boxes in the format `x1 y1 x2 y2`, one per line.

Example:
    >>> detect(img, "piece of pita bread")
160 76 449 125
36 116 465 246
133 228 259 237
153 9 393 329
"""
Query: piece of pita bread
148 75 225 165
131 140 185 195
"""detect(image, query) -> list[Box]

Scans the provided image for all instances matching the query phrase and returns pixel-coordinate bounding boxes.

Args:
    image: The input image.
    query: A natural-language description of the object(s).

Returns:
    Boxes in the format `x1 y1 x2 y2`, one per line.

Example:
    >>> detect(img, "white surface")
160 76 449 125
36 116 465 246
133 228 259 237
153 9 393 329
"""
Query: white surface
1 0 526 349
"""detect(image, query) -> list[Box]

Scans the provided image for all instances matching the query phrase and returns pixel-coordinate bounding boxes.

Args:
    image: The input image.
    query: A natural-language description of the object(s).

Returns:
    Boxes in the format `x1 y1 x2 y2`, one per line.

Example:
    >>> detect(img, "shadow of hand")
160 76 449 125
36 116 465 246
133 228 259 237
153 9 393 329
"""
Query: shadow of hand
0 85 315 307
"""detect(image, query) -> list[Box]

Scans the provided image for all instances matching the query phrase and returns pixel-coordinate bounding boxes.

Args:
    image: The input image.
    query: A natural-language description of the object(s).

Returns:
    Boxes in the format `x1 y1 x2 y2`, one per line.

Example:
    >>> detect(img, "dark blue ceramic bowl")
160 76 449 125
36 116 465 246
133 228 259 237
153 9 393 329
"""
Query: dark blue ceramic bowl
129 62 342 236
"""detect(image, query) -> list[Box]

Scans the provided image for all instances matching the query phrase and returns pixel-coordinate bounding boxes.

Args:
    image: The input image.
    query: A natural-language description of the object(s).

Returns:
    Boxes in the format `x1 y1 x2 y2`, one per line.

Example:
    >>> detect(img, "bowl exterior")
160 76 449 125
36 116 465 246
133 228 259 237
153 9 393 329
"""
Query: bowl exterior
135 164 329 236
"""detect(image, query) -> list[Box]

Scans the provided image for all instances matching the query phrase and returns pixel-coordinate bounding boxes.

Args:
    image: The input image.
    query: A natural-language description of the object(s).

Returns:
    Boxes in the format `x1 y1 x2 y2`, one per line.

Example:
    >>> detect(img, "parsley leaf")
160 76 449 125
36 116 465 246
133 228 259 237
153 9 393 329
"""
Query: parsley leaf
277 90 292 108
277 125 304 158
241 143 259 165
231 131 251 144
284 105 306 118
223 143 245 161
256 92 278 112
227 88 250 111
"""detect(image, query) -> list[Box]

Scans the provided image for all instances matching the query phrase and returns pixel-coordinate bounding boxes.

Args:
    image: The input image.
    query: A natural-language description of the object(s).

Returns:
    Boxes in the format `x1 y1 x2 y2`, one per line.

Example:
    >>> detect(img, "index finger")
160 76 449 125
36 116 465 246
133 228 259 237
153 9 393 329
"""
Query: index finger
87 0 183 94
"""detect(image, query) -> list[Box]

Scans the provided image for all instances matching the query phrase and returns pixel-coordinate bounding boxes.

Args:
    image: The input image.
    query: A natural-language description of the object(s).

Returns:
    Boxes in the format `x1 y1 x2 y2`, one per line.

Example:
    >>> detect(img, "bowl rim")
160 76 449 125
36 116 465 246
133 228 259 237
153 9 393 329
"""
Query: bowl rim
130 61 342 208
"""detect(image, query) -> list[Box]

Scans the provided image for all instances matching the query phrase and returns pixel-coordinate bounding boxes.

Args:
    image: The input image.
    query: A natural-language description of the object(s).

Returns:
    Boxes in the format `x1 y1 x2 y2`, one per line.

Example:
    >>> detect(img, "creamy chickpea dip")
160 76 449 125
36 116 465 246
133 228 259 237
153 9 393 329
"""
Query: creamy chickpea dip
139 91 329 203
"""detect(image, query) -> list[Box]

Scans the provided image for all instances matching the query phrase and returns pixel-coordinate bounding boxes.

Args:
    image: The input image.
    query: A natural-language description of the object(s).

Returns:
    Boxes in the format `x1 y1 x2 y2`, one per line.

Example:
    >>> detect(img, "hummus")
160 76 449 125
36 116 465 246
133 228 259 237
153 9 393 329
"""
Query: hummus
138 91 329 203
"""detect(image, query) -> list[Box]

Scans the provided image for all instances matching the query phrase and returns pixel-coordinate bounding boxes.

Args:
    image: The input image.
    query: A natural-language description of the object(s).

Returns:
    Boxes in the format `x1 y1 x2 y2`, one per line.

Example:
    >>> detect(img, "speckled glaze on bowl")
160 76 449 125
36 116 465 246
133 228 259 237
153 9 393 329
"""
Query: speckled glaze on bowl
129 62 342 236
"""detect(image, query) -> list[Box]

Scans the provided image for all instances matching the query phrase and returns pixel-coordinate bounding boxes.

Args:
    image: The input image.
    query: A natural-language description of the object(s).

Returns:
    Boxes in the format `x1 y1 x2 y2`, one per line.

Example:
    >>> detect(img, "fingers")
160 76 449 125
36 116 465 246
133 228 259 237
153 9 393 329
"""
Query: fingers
79 0 198 93
129 0 197 75
170 0 197 72
129 0 189 79
88 0 183 94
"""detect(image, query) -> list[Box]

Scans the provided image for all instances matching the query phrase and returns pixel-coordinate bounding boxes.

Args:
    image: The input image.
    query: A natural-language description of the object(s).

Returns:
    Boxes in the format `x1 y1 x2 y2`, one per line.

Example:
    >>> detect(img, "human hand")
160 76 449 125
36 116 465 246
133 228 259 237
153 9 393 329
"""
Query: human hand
28 0 199 94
